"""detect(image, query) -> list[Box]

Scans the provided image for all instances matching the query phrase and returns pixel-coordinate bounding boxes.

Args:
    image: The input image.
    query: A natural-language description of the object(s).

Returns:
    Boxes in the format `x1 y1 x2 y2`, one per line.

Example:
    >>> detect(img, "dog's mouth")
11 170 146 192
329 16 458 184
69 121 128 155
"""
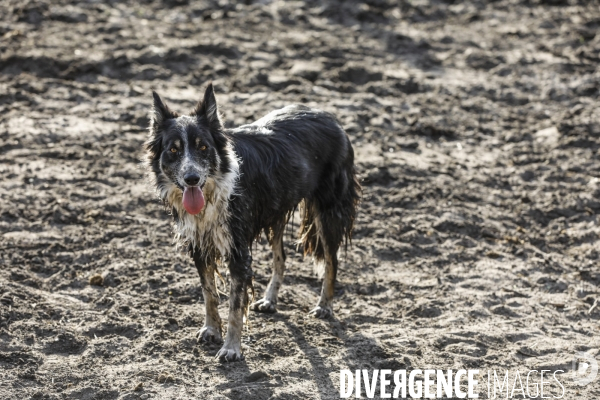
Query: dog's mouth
182 185 206 215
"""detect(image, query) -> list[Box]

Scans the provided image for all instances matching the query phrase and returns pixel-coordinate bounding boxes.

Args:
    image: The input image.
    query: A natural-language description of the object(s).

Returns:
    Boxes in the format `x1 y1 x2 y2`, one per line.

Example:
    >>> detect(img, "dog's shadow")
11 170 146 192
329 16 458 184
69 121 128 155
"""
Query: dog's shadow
212 310 398 400
280 316 402 399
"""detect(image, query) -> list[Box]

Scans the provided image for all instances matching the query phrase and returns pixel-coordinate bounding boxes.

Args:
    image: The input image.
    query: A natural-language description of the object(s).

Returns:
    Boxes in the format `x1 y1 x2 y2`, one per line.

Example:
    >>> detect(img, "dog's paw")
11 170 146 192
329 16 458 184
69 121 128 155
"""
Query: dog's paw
251 298 277 313
309 306 333 319
197 325 223 343
215 345 244 362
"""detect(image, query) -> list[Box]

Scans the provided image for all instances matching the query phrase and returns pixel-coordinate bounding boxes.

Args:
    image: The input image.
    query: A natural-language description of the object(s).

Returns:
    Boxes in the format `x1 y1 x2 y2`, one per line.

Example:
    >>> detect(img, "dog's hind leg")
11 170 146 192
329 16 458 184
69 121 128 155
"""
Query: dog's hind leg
216 248 253 362
251 223 286 313
309 212 339 319
193 252 223 343
298 200 338 319
308 157 360 319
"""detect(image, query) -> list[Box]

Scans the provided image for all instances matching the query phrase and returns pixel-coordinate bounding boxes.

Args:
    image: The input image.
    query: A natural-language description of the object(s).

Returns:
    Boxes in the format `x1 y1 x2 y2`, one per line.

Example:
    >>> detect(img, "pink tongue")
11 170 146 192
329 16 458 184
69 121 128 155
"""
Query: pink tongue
182 187 205 215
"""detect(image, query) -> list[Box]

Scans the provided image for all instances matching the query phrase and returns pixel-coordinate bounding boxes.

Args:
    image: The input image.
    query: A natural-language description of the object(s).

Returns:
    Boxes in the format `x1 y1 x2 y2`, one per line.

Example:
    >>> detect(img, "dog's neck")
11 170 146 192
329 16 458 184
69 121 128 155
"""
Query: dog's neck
157 143 240 260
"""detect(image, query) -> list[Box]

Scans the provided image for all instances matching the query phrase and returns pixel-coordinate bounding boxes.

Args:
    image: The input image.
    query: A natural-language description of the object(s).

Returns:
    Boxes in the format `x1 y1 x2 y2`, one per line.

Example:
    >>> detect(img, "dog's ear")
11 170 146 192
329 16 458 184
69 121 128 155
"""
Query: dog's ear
145 92 177 161
150 91 177 131
193 83 224 132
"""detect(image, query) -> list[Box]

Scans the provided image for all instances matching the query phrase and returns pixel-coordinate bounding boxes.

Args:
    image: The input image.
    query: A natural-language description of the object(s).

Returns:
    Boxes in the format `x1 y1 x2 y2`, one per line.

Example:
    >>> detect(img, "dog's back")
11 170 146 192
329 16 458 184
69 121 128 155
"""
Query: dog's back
227 105 358 243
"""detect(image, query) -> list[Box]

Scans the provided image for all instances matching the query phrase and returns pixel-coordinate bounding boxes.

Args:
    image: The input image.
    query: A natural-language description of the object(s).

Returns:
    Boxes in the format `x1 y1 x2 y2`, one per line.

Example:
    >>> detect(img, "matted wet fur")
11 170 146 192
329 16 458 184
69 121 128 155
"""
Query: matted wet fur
144 83 360 361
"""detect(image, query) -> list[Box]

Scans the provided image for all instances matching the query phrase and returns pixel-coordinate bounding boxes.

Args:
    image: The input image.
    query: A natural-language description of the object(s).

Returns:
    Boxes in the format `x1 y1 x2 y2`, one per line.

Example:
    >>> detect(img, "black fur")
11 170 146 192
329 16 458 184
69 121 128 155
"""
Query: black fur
229 105 360 263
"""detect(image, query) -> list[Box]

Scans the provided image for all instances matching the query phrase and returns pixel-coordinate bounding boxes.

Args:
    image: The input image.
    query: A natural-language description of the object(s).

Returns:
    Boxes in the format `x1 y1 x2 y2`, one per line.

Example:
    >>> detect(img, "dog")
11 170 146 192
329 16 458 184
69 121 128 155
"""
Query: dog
144 83 360 361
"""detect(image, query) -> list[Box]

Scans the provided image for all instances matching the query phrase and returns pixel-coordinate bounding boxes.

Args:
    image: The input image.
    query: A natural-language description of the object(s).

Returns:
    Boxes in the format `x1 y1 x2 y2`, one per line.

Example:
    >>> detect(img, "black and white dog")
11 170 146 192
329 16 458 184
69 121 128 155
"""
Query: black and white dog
144 84 360 361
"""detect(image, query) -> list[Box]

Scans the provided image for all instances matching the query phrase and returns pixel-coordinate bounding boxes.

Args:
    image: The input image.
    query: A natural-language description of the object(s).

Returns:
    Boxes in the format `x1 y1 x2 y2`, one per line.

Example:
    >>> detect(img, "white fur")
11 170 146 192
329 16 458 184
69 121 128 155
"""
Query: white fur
314 259 326 279
156 142 240 260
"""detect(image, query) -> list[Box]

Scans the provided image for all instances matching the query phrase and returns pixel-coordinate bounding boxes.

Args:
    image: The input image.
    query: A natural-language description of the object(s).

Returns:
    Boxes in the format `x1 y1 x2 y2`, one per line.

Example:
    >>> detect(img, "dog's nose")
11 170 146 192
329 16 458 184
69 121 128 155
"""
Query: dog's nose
184 173 200 186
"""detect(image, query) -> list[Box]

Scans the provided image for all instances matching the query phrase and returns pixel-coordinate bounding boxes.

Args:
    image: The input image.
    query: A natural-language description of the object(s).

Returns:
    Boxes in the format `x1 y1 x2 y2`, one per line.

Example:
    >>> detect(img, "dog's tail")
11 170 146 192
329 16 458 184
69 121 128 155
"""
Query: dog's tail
298 149 361 276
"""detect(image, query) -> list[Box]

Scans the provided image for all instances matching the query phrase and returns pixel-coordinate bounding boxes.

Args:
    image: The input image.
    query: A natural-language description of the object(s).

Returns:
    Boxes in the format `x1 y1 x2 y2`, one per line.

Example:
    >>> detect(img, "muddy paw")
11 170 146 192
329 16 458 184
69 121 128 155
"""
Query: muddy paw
309 306 333 319
251 298 277 313
215 345 244 362
197 326 223 343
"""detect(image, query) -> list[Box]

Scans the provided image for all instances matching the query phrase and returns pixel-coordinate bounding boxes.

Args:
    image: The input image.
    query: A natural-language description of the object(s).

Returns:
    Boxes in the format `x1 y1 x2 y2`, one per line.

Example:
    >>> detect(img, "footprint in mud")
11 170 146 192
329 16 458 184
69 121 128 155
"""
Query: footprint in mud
404 301 443 319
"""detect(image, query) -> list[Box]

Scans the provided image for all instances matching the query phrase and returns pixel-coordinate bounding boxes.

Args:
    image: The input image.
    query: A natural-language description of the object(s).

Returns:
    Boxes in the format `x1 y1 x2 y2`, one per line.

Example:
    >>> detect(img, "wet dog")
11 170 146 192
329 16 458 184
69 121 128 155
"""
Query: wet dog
144 84 360 361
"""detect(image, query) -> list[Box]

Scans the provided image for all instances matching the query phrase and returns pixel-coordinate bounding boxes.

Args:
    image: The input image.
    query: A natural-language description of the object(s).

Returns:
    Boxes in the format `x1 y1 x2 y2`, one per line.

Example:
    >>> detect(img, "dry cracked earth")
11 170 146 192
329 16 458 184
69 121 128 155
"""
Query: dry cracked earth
0 0 599 399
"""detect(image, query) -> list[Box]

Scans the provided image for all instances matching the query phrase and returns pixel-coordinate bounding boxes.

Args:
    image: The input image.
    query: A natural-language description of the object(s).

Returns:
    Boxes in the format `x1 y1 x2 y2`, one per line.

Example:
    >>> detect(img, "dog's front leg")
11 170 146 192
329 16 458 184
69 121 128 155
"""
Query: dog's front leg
193 251 223 343
216 249 253 362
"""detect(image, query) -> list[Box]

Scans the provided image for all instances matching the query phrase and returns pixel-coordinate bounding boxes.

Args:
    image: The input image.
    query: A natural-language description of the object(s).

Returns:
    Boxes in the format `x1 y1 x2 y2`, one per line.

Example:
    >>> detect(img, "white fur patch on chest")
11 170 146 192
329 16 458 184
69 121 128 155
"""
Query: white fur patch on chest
158 145 239 260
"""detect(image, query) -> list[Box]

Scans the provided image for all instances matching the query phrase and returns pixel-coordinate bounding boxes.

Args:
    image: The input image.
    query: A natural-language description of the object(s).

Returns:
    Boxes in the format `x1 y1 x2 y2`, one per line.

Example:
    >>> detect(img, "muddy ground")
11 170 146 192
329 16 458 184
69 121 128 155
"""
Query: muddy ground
1 0 599 399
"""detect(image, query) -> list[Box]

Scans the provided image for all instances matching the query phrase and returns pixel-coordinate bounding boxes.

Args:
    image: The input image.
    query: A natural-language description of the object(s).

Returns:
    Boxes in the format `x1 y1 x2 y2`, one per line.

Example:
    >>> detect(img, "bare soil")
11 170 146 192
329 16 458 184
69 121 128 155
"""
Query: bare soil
1 0 599 399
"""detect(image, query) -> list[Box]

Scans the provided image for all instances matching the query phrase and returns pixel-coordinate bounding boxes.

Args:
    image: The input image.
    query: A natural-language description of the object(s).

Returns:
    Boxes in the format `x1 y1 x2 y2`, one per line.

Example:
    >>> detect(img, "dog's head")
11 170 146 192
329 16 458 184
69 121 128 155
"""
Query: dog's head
145 84 231 215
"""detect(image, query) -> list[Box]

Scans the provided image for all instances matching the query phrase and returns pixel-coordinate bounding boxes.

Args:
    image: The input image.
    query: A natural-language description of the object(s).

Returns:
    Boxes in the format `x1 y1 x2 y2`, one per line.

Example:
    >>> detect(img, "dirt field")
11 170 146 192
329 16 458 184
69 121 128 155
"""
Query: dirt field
1 0 599 399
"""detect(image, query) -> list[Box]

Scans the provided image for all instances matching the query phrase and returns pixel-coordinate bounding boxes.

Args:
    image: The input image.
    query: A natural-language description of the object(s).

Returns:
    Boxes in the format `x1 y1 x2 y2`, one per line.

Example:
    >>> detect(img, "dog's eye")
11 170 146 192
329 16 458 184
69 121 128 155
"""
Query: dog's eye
170 148 177 153
200 145 207 151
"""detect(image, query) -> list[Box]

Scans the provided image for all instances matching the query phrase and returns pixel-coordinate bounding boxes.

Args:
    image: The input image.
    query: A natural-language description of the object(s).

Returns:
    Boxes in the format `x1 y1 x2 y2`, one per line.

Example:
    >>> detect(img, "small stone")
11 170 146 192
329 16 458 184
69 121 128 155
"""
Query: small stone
535 126 559 145
156 373 174 383
89 274 103 286
401 141 419 150
289 61 322 82
133 382 143 391
245 370 270 382
338 65 382 85
486 251 501 259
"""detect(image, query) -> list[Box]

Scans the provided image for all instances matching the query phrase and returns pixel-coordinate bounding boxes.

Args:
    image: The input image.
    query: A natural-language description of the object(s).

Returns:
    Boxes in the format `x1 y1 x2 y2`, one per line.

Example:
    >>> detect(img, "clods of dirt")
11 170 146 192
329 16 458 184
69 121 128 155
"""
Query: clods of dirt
0 0 599 399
